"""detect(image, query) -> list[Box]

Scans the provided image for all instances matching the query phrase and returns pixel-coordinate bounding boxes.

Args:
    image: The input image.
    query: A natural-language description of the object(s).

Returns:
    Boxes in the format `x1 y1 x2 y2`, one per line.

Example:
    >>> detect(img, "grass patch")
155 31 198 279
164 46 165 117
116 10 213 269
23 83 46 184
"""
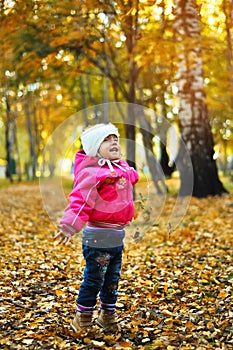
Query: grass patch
0 177 39 189
221 176 233 192
0 173 232 194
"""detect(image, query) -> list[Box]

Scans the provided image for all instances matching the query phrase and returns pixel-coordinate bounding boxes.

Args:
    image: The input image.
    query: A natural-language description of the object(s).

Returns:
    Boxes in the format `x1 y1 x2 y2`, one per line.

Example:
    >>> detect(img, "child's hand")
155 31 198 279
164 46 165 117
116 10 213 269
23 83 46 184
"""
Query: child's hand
54 231 73 245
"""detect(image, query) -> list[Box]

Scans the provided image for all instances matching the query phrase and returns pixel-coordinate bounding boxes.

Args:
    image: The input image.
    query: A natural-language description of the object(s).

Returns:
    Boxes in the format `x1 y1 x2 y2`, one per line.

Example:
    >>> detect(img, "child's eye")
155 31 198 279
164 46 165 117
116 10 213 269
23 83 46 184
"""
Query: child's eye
103 136 118 142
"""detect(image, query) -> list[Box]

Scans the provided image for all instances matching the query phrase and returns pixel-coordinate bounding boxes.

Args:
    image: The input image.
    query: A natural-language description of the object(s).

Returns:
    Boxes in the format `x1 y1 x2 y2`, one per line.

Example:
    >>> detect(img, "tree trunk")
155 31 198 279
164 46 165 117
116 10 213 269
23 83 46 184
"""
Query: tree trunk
13 120 22 182
25 97 36 179
124 0 140 169
86 75 99 121
125 47 136 169
80 76 88 126
157 106 176 178
174 0 227 197
160 141 176 177
5 98 13 182
138 110 166 194
103 39 109 124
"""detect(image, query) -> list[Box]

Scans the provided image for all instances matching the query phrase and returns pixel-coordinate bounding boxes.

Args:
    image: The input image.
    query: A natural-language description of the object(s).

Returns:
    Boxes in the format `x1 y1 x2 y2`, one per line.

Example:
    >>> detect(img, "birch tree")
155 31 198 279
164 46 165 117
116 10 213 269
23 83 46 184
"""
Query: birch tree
174 0 227 197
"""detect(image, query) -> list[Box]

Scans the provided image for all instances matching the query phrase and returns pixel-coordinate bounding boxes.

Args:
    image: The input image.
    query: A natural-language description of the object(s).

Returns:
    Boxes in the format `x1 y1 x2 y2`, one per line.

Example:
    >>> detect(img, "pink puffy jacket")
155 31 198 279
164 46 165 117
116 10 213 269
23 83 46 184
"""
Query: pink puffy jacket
60 150 139 235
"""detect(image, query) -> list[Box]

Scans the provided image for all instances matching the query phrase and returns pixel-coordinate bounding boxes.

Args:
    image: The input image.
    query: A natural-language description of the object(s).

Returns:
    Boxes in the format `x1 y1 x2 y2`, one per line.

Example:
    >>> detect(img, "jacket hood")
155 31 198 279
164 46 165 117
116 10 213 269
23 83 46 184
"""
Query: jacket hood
73 150 98 175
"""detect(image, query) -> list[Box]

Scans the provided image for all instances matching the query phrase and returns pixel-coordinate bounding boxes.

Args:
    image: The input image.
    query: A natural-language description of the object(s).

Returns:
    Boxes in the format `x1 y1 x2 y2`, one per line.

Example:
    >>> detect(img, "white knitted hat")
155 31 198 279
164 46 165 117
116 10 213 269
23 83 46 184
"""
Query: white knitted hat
80 123 119 157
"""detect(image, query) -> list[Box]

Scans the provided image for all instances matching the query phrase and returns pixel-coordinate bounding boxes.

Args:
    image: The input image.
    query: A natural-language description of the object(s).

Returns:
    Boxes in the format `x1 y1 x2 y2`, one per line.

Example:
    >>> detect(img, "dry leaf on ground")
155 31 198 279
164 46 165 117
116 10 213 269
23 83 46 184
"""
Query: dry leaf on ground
0 183 233 349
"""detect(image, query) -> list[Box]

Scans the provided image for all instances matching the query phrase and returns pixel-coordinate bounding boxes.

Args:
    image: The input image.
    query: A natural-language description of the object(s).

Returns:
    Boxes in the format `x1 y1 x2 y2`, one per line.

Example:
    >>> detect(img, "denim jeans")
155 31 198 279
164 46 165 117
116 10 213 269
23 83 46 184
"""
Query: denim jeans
77 244 123 307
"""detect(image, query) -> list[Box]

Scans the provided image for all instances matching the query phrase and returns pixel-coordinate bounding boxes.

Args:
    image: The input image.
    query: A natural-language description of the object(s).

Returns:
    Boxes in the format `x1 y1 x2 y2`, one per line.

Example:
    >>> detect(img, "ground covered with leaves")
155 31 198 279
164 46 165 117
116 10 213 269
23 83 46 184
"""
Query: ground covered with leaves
0 182 233 349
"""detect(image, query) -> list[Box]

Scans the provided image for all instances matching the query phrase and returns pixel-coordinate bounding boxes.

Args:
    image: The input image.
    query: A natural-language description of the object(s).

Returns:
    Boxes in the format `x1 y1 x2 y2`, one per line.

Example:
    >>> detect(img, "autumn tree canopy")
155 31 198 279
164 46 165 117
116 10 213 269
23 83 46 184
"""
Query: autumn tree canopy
0 0 232 196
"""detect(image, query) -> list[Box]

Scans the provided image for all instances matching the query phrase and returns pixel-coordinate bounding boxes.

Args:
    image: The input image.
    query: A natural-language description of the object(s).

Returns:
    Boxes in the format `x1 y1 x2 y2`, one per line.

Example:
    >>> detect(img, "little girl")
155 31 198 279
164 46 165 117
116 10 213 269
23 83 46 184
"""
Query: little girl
55 123 138 331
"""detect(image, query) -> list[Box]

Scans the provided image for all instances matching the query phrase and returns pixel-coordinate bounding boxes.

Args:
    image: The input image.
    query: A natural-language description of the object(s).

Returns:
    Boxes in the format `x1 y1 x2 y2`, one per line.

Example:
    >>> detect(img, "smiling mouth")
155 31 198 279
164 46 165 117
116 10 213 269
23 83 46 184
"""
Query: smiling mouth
110 147 119 152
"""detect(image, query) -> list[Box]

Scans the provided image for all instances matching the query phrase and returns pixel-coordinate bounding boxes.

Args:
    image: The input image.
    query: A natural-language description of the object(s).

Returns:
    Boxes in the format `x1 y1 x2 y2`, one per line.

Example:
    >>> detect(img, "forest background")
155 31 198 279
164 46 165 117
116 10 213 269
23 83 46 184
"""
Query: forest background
1 1 233 349
0 0 233 197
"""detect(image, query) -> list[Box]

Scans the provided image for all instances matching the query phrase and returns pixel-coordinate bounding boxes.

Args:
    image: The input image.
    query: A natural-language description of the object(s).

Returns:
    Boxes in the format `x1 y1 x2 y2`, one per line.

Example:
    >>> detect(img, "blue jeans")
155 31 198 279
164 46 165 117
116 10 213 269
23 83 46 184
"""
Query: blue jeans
77 244 123 307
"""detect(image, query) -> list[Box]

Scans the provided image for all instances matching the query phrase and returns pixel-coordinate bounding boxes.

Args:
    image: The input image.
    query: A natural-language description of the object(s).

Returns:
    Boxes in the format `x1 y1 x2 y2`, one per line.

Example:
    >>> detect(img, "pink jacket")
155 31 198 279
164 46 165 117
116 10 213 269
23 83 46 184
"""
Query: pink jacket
60 150 139 235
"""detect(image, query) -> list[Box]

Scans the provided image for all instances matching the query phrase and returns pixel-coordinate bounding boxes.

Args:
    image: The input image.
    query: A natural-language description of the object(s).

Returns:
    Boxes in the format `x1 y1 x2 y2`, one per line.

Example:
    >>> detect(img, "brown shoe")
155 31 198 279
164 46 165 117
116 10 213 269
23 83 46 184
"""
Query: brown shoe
96 309 117 330
71 312 93 332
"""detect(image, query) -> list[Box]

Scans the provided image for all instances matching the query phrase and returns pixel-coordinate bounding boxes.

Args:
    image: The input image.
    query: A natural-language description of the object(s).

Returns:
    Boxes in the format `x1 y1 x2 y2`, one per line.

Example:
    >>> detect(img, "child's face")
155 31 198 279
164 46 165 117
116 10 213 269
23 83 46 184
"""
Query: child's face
98 134 121 160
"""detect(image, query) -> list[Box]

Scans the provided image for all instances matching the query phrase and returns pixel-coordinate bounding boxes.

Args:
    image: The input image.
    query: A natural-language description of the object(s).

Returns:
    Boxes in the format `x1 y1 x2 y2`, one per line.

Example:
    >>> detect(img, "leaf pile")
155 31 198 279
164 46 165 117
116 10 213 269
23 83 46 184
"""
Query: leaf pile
0 183 233 349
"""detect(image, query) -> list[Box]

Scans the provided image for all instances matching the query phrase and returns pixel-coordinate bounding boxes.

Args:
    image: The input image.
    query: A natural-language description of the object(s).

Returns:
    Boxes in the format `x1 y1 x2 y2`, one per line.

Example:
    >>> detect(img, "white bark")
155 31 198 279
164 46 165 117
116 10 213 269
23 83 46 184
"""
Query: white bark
173 0 226 196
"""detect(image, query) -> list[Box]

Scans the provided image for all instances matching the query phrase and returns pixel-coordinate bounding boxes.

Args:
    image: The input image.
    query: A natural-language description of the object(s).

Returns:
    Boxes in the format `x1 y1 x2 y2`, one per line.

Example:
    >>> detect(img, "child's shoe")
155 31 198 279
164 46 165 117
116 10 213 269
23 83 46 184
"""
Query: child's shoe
71 311 93 331
96 309 118 330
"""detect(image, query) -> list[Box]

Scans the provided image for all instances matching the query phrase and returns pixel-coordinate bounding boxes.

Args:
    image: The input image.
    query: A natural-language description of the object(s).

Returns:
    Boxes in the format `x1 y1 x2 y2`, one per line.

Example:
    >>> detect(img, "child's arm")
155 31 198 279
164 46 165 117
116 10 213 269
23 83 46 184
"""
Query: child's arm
54 168 100 244
131 167 139 184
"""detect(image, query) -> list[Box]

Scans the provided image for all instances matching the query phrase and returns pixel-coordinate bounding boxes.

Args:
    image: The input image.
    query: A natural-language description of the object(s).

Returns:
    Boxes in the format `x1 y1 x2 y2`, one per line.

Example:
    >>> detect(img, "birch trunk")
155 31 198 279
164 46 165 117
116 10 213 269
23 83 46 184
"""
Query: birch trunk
174 0 227 197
